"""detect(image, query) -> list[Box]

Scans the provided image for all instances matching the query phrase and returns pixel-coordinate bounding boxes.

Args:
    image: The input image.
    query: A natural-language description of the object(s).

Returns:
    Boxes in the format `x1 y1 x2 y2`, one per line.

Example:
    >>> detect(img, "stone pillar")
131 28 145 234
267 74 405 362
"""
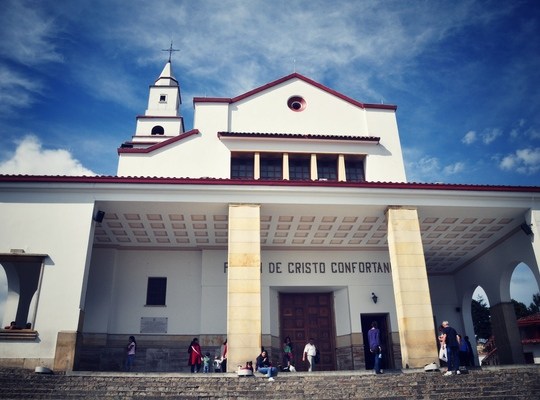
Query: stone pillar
283 153 289 180
490 302 525 364
386 206 437 368
227 204 261 372
338 154 346 182
310 154 318 180
53 331 81 371
254 152 260 180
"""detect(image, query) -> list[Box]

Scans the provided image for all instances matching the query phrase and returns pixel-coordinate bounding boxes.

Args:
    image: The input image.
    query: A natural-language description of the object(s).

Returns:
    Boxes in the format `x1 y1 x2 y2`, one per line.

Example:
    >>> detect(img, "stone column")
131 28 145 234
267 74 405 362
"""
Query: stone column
53 331 82 371
490 302 525 364
338 154 346 182
386 206 437 368
310 154 318 180
282 153 289 180
227 204 261 372
254 152 260 180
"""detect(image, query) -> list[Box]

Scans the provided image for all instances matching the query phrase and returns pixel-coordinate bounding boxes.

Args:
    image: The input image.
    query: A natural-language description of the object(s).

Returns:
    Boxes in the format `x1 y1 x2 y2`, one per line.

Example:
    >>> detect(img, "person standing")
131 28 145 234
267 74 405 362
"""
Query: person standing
125 335 136 372
441 321 460 376
302 338 317 372
282 336 294 369
458 334 470 367
188 337 202 373
220 339 227 372
464 336 475 367
368 321 383 374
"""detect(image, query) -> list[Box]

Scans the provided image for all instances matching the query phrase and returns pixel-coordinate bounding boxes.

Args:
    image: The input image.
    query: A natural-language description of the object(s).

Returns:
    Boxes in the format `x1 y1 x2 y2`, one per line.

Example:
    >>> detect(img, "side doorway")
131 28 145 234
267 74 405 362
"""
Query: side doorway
279 292 336 371
361 313 393 371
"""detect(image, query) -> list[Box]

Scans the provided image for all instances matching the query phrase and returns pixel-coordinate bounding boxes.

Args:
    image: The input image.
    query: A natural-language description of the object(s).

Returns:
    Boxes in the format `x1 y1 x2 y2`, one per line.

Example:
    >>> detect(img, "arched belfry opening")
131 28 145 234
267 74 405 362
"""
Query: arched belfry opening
151 125 165 135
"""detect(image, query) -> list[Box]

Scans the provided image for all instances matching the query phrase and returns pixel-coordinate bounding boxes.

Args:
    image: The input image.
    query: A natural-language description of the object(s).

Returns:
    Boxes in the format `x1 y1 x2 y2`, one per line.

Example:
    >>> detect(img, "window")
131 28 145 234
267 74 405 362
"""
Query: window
231 153 254 179
287 96 306 112
289 156 310 180
260 154 282 179
151 125 165 135
146 277 167 306
159 94 167 103
317 155 338 181
345 157 365 182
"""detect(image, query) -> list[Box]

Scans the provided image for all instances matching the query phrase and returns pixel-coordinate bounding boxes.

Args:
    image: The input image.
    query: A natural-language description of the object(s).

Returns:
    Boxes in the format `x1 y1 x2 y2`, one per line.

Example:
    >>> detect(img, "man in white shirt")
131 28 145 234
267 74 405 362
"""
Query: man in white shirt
302 338 317 372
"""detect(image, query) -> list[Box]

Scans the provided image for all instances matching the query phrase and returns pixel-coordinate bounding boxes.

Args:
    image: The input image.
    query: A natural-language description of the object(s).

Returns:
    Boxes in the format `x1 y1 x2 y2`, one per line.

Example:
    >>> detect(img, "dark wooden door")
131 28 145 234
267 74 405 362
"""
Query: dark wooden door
361 313 392 370
279 293 336 371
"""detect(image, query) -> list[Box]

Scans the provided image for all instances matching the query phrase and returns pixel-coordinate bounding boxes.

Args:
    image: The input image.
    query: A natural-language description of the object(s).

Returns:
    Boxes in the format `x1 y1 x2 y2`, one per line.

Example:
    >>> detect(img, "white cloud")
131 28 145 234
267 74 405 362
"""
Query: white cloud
462 131 476 145
404 153 442 183
0 0 64 66
0 135 96 176
499 147 540 175
443 162 466 175
64 0 518 105
0 66 44 114
481 128 502 144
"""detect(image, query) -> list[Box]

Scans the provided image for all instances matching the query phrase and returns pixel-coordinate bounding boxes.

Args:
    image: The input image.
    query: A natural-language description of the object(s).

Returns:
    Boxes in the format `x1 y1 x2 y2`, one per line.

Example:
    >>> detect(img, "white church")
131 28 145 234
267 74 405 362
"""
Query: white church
1 59 539 372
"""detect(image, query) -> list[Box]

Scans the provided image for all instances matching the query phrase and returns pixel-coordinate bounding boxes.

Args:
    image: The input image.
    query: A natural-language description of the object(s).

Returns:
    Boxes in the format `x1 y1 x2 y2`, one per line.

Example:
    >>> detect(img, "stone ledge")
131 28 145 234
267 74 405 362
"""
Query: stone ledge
0 330 38 341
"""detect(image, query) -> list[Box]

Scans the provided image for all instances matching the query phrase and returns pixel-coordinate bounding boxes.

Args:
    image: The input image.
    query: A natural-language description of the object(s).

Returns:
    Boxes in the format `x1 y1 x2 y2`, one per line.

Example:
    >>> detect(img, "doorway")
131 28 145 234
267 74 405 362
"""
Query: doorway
361 313 393 370
279 292 336 371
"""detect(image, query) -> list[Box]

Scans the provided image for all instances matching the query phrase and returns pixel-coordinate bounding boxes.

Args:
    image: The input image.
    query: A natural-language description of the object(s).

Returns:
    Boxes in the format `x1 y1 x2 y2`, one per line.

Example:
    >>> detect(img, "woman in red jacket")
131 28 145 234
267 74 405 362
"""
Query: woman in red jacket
188 338 202 373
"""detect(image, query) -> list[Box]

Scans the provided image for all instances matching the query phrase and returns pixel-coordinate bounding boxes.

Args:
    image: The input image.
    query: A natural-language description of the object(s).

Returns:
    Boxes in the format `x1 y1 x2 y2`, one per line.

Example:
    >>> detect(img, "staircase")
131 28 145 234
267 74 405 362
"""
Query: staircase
0 366 539 399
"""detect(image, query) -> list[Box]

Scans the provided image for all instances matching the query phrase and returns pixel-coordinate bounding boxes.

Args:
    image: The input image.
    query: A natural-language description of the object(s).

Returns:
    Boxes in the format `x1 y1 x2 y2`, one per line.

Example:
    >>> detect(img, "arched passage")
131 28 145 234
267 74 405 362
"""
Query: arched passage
510 262 540 307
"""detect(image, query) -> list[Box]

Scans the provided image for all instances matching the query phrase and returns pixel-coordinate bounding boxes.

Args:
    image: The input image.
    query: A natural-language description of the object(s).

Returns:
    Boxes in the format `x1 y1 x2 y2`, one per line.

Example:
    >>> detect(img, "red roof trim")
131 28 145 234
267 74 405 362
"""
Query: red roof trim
117 129 200 154
0 175 539 193
518 313 540 326
217 132 380 143
136 115 183 120
193 73 397 111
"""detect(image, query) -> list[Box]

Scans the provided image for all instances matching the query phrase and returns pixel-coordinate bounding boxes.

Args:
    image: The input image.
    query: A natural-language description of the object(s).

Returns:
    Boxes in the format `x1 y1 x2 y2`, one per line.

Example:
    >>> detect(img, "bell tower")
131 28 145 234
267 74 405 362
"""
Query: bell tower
124 44 185 148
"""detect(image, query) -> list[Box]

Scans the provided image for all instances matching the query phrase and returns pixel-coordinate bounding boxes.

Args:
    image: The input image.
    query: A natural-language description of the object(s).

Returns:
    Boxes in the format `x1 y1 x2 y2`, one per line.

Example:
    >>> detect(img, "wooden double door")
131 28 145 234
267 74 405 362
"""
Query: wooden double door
279 292 336 371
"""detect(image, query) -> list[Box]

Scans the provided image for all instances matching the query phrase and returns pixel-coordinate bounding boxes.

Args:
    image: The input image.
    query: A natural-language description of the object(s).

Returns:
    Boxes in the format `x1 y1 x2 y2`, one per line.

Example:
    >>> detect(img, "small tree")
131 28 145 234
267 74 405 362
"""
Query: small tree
512 299 531 319
528 292 540 314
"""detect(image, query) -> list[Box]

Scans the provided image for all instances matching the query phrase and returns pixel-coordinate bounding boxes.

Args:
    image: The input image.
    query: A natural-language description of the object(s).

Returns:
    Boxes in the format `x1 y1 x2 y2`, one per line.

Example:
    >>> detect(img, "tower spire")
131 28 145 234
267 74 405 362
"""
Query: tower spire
162 41 180 63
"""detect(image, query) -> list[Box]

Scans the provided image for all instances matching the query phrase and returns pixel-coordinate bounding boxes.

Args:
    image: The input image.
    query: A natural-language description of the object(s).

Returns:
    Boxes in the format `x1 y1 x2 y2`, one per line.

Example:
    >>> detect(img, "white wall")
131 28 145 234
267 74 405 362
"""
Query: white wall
0 200 95 361
84 248 203 334
84 248 397 339
118 77 407 183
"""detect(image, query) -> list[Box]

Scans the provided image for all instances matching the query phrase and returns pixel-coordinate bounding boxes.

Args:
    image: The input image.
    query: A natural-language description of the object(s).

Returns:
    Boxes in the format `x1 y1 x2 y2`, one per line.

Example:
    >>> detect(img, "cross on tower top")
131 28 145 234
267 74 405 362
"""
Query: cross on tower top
162 41 180 62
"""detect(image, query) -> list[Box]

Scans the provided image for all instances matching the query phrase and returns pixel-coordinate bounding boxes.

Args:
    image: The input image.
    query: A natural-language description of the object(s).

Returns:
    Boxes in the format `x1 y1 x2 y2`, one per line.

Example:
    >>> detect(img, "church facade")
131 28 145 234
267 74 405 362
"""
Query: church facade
1 61 539 372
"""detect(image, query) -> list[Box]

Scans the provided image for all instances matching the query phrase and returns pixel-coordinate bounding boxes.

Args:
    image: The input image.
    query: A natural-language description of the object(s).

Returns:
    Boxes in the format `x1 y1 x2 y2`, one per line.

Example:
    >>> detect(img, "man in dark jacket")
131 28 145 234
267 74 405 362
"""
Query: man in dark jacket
441 321 460 376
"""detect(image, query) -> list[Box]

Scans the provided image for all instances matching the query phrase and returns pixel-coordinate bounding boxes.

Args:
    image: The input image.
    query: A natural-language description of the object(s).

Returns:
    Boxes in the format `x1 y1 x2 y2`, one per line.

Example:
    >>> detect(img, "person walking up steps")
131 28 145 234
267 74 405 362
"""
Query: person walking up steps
368 321 383 374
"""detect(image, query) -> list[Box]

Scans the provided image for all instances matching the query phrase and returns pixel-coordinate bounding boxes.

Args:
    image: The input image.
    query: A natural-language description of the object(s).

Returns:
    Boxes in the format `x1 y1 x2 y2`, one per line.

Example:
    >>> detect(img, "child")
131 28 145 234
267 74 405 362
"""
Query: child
203 352 211 373
125 335 136 371
213 356 222 372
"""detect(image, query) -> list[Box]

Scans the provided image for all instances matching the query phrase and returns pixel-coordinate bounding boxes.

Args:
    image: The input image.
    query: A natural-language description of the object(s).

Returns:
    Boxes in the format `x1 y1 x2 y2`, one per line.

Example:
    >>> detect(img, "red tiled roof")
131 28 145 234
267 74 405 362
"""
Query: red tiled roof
0 175 539 194
517 313 540 327
217 132 380 143
193 73 397 111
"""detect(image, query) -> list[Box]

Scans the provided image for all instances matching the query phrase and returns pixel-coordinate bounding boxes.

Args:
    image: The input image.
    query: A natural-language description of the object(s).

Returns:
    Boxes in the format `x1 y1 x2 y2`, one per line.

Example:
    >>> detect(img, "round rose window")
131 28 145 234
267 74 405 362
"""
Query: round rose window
287 96 306 112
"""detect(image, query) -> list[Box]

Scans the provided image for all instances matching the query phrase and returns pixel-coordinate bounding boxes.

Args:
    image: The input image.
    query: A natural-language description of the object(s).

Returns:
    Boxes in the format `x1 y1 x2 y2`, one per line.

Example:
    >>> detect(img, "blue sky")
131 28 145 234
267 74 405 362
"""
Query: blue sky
0 1 539 307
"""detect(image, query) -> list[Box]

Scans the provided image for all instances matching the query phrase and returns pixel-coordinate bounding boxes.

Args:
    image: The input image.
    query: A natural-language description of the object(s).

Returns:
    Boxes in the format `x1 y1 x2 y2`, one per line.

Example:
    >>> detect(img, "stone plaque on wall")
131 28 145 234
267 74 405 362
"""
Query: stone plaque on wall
140 317 168 334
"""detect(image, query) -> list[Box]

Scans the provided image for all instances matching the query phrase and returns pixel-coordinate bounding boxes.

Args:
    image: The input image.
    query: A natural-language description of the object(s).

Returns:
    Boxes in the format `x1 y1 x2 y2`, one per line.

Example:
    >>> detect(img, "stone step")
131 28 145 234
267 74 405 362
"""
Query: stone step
0 366 539 399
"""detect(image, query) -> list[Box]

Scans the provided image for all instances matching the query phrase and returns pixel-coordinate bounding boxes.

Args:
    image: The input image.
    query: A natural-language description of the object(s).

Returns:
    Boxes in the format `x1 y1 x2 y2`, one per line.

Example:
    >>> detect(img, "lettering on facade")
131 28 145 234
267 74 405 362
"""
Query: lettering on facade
223 261 391 274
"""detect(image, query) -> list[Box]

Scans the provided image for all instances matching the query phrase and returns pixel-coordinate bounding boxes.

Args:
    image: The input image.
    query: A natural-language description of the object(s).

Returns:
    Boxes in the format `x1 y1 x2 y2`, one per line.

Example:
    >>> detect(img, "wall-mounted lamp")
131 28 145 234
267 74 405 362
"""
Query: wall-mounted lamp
521 222 533 236
371 292 378 304
93 210 105 223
